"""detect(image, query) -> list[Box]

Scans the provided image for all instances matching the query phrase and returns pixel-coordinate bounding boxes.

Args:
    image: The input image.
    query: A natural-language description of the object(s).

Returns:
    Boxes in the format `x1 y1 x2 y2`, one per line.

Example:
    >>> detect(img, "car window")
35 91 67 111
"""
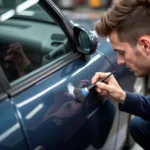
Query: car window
0 0 72 85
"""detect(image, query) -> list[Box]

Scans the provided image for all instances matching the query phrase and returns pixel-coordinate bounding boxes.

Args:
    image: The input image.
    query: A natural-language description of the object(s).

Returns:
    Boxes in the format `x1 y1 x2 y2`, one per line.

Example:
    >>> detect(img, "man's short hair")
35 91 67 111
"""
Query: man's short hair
95 0 150 46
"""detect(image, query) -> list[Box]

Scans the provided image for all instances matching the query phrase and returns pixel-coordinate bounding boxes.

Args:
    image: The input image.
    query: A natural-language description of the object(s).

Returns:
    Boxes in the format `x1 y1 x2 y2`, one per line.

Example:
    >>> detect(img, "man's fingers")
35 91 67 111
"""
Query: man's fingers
100 91 107 95
91 72 100 84
96 88 107 95
91 72 111 84
96 82 112 93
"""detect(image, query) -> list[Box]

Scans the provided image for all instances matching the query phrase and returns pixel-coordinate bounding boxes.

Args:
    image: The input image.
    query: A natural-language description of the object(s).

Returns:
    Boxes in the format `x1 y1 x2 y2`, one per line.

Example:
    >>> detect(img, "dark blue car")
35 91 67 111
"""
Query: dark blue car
0 0 147 150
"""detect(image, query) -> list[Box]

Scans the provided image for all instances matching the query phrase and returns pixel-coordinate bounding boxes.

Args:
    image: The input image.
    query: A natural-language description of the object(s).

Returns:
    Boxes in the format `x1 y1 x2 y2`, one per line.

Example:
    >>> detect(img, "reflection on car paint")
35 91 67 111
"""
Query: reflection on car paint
8 52 115 149
71 54 101 77
16 78 67 108
0 100 27 149
0 0 39 21
86 108 99 119
25 104 44 120
67 82 75 97
0 123 20 142
107 37 110 42
16 0 39 13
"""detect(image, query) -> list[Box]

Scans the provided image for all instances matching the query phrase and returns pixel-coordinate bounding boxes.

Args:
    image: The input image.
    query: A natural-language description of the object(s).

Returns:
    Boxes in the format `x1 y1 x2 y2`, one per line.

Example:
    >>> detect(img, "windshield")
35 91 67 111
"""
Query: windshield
0 0 54 22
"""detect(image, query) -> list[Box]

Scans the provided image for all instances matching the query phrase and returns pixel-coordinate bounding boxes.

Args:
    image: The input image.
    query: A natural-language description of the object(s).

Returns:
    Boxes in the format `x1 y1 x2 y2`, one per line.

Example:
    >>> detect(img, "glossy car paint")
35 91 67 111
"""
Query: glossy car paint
0 97 28 150
11 51 116 150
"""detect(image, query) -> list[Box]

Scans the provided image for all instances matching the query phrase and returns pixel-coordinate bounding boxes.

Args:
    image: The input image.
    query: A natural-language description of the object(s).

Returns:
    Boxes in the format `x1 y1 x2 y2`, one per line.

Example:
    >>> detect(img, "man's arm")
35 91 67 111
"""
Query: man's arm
119 91 150 121
91 72 150 121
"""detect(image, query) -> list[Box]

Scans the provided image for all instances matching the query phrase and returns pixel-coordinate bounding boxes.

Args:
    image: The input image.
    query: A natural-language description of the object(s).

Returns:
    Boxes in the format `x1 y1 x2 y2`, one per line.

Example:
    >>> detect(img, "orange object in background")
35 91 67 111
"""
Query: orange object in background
88 0 101 8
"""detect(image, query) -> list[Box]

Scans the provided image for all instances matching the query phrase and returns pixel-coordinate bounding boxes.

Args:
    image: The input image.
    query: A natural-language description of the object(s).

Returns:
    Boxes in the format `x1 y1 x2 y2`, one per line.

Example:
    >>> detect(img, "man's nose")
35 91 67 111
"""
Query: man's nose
117 56 125 65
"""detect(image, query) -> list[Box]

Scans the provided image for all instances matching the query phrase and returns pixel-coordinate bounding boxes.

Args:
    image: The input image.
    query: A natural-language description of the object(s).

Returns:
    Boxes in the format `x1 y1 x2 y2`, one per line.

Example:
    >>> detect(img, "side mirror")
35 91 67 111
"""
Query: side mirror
73 26 98 55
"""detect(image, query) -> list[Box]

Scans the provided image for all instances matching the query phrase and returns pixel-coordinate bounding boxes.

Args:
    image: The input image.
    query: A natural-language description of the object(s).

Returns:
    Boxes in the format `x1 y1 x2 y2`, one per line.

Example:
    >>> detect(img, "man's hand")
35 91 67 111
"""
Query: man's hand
91 72 126 104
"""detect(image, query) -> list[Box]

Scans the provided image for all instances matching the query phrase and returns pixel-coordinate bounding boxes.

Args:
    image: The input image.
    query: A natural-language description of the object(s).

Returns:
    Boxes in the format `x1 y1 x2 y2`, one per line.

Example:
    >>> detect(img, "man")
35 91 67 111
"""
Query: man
92 0 150 149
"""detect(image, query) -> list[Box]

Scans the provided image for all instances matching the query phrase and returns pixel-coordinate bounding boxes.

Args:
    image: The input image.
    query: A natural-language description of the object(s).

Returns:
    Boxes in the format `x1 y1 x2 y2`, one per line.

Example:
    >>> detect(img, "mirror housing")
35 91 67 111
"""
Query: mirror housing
73 26 98 55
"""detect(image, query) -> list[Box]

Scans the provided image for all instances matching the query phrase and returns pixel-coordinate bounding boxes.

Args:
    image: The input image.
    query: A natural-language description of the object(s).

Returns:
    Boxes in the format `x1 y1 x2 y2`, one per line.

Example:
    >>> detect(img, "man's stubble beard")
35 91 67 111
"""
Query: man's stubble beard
134 49 150 77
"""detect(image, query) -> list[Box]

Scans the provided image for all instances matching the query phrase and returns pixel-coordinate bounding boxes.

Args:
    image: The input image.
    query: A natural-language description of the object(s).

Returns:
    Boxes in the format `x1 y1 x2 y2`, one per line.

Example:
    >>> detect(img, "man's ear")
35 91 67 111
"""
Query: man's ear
138 36 150 55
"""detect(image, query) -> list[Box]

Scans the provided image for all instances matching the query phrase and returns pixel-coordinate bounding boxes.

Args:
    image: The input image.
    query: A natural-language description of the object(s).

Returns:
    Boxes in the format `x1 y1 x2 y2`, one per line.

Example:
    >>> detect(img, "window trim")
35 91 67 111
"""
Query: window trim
6 52 81 96
0 0 82 97
0 66 10 91
0 92 8 101
0 67 9 101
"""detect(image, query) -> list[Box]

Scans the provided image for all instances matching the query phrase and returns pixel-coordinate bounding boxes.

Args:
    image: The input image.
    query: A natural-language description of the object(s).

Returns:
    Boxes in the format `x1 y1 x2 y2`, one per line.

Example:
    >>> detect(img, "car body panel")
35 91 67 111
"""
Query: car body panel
10 52 116 150
0 97 28 150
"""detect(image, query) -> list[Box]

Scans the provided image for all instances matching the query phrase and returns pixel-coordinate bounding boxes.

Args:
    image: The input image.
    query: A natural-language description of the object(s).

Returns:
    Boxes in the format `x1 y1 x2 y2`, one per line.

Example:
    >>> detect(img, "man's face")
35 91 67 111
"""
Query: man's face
109 32 150 77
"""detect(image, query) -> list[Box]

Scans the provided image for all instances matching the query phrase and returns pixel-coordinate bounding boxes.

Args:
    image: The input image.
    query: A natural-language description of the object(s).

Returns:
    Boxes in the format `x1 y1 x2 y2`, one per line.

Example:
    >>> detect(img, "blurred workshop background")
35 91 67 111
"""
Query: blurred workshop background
53 0 113 9
51 0 117 30
55 0 115 15
53 0 114 16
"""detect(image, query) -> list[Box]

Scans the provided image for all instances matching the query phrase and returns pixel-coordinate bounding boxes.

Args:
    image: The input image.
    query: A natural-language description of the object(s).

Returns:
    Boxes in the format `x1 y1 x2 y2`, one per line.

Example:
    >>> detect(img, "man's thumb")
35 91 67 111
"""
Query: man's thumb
96 82 111 92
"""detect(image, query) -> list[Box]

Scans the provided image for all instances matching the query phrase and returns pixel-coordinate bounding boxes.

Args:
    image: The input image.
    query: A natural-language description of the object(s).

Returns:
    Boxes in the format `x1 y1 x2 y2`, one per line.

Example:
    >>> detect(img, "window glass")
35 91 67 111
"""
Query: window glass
0 0 71 85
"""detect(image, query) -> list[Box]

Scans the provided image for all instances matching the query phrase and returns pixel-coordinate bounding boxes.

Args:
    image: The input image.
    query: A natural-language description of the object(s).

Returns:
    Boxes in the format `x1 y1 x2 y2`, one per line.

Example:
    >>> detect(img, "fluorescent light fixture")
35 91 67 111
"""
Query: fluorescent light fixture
16 0 39 13
0 10 15 21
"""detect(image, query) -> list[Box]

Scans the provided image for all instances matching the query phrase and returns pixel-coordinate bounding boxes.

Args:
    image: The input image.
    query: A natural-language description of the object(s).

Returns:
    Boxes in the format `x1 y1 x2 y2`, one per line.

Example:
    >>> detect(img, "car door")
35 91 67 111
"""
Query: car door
0 67 28 150
0 0 119 150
